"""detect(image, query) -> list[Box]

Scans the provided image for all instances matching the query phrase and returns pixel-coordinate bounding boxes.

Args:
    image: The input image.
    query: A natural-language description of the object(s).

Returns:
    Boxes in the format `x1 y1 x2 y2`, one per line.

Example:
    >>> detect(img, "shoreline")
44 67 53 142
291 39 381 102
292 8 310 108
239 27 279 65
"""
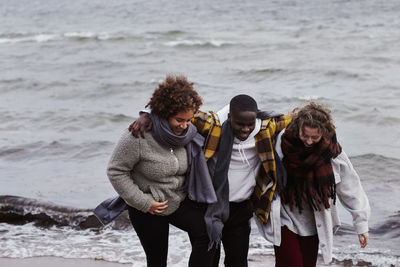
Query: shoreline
0 257 130 267
0 255 350 267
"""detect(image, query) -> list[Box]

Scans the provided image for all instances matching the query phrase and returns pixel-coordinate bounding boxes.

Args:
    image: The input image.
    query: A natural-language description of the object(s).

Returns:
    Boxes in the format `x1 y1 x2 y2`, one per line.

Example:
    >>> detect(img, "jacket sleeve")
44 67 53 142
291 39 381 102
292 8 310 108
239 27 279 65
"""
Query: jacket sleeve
107 130 153 212
192 110 216 137
333 151 371 234
273 115 292 133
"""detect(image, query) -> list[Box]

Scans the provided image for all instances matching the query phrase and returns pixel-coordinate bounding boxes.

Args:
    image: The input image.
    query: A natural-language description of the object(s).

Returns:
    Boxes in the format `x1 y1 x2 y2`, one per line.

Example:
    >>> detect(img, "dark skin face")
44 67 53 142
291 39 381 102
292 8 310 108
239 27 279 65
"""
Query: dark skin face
228 110 257 141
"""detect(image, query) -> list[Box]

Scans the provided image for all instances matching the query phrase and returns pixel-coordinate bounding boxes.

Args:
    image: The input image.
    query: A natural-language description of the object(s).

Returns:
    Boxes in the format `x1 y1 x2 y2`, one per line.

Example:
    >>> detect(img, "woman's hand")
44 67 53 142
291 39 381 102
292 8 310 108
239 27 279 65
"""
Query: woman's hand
128 113 152 138
358 232 369 248
148 199 168 215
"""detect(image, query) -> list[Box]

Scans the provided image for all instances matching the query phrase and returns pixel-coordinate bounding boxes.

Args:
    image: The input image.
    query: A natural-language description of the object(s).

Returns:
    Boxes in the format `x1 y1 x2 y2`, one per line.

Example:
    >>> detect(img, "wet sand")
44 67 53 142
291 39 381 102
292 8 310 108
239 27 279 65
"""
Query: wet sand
0 255 347 267
0 257 130 267
248 254 345 266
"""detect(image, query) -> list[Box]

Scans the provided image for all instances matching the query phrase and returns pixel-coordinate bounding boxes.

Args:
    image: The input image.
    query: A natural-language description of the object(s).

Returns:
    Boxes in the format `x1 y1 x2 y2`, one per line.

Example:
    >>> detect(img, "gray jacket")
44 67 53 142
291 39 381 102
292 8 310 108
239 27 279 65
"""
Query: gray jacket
106 129 188 215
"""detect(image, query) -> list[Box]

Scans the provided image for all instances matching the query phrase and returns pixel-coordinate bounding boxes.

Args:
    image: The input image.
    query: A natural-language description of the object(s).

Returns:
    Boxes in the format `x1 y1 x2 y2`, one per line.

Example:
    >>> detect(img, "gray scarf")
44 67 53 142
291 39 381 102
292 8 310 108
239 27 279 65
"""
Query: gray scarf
151 113 217 204
204 120 233 249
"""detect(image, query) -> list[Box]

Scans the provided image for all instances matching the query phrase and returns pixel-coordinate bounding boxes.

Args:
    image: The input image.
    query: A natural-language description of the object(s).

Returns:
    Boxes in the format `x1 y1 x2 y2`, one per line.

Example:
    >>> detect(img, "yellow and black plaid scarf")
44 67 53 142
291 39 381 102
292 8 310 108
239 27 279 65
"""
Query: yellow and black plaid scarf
281 127 342 212
192 110 292 224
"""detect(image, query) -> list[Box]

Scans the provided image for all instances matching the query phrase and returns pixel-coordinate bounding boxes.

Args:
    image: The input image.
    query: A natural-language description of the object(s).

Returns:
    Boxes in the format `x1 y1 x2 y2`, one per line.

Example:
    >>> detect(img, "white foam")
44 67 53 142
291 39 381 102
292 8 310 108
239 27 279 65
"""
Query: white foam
0 221 399 266
64 32 96 38
299 95 321 101
0 223 190 266
332 247 400 267
63 32 111 40
0 34 59 44
164 39 229 47
0 32 115 44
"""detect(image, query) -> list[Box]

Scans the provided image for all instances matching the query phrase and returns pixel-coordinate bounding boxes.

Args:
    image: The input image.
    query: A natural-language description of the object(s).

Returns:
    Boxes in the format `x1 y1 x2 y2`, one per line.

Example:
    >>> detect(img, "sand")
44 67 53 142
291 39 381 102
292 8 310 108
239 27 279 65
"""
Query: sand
0 255 346 267
0 257 130 267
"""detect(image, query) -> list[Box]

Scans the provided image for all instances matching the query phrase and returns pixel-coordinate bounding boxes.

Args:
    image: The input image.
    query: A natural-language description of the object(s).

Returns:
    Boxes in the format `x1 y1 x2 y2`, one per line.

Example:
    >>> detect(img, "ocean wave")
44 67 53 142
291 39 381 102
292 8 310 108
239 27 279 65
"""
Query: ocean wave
351 153 400 167
147 30 186 37
0 139 114 161
271 95 327 104
1 196 399 266
332 251 399 267
238 68 287 76
0 195 130 230
234 68 290 83
351 153 400 161
0 77 25 84
324 70 364 80
370 212 400 238
0 110 132 132
349 153 400 185
164 39 232 48
0 33 60 44
0 31 198 45
0 32 129 44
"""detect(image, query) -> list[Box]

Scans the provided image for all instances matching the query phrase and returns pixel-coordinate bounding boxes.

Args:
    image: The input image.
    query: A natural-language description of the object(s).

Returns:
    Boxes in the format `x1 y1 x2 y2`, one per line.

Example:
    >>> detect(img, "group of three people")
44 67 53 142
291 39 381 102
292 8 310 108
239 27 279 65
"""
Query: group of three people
96 75 370 267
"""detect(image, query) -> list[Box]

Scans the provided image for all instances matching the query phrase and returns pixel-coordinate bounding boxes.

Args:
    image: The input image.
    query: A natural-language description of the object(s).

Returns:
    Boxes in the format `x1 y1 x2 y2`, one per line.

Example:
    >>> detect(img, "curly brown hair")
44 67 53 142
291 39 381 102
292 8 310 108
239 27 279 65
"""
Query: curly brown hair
146 75 203 119
287 102 336 140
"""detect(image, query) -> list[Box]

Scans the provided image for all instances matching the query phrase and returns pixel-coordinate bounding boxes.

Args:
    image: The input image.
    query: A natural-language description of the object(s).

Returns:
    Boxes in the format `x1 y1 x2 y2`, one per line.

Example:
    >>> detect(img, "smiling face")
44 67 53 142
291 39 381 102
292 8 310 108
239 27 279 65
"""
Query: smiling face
167 109 194 136
228 110 257 141
299 126 323 147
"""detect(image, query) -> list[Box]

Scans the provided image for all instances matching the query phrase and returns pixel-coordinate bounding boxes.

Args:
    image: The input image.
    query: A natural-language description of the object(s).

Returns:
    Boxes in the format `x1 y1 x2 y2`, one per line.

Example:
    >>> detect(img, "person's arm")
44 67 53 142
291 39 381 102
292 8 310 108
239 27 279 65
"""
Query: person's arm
190 110 217 137
333 151 370 248
257 109 291 135
107 130 168 214
191 104 228 137
128 108 152 138
273 114 292 133
215 104 229 122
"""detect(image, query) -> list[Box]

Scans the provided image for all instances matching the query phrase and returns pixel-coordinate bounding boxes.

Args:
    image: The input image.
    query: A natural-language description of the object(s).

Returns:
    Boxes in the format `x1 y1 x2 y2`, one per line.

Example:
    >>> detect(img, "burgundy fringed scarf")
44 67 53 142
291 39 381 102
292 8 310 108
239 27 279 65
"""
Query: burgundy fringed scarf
281 128 342 212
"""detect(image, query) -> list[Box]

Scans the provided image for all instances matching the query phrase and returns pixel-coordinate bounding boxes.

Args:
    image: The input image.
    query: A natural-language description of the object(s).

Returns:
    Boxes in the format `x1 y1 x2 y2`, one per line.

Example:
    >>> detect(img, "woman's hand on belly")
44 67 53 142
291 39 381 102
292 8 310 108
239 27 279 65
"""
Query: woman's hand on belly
148 199 169 215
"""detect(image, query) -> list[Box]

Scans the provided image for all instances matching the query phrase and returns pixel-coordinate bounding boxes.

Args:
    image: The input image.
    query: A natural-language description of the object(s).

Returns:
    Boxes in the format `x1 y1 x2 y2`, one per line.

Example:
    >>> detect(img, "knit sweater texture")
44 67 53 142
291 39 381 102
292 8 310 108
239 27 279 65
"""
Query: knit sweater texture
107 129 188 215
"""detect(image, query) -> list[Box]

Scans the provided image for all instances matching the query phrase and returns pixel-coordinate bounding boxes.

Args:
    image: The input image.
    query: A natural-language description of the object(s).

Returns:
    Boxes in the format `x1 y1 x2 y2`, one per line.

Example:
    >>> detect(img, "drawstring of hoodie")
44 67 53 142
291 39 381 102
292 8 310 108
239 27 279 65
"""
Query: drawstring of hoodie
237 142 251 167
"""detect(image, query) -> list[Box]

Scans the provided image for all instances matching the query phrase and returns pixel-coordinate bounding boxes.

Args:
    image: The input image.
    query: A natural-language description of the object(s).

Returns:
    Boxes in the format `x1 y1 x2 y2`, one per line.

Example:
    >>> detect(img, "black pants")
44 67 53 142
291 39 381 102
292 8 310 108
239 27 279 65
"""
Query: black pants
212 200 253 267
128 197 215 267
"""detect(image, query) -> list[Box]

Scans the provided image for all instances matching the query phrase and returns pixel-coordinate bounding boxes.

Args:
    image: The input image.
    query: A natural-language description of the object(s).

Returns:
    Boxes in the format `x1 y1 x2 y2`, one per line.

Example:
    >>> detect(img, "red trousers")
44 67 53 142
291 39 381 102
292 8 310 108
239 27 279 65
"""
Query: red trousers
274 226 319 267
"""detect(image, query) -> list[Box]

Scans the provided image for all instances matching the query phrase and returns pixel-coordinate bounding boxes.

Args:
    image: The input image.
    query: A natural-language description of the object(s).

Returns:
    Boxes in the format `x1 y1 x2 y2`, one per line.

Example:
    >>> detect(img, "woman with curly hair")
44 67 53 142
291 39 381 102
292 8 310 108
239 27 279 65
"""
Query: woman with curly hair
106 75 217 267
256 102 370 267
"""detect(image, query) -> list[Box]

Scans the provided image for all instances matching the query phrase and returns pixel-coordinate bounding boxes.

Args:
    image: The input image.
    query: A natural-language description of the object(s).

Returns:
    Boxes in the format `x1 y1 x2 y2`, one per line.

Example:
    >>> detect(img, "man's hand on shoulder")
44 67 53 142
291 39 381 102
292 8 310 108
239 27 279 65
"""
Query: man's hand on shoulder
128 113 152 138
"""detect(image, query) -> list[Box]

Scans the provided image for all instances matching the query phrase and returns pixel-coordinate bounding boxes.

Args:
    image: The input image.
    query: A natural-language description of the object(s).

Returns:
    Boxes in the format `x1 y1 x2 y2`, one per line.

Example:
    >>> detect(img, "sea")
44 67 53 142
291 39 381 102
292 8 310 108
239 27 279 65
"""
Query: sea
1 0 399 266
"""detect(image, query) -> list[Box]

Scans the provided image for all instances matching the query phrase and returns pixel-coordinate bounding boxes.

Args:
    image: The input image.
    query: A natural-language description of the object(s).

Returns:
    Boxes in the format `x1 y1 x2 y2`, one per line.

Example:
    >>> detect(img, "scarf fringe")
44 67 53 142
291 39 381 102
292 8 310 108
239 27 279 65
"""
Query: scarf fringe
207 234 222 251
282 184 336 212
